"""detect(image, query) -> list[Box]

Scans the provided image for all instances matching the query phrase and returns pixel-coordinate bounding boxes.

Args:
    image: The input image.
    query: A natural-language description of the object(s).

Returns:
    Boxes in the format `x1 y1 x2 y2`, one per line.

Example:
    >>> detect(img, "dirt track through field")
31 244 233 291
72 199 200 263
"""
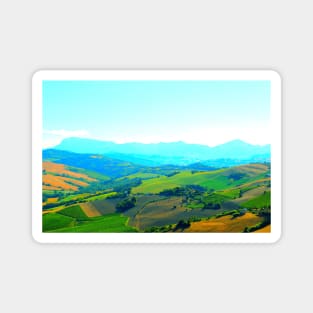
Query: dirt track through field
80 203 102 217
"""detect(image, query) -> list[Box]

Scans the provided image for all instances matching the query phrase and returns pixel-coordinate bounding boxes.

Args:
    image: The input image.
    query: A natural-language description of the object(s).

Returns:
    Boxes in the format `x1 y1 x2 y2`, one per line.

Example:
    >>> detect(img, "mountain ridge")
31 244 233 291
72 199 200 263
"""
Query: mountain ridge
51 137 270 166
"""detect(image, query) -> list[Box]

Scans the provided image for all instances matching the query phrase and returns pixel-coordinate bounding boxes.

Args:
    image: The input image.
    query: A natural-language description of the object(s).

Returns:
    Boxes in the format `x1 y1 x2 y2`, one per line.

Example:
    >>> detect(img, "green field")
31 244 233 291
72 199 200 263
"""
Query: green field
117 172 162 180
60 193 91 202
58 205 88 219
131 170 222 194
215 188 240 199
48 214 137 233
84 192 118 202
132 165 269 194
240 191 271 209
42 157 271 233
43 213 75 232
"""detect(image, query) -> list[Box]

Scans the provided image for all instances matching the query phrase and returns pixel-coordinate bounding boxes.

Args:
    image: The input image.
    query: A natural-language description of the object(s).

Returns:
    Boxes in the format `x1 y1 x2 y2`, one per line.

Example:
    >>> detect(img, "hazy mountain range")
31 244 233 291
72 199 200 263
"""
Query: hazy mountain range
50 137 270 167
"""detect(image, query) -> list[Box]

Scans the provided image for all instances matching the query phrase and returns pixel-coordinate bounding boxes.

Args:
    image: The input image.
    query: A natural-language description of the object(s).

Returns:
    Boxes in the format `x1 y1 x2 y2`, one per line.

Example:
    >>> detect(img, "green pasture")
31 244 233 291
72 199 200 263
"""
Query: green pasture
43 213 75 232
240 191 271 209
131 170 247 194
57 205 88 219
46 213 137 233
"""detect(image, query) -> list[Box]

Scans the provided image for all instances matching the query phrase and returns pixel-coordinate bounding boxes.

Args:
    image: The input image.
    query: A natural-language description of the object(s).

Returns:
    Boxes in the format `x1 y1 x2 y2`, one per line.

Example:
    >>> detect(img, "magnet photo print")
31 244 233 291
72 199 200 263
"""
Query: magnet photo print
32 70 281 243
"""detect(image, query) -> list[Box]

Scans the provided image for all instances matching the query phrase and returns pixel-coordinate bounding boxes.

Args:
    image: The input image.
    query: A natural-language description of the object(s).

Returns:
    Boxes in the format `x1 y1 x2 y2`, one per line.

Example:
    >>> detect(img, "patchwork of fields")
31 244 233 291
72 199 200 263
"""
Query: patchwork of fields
42 150 271 233
42 161 98 192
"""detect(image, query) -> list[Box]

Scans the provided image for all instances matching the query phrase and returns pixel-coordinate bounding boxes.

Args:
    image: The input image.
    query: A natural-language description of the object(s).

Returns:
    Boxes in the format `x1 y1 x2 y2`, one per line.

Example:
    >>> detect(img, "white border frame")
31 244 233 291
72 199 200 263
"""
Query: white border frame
32 70 281 243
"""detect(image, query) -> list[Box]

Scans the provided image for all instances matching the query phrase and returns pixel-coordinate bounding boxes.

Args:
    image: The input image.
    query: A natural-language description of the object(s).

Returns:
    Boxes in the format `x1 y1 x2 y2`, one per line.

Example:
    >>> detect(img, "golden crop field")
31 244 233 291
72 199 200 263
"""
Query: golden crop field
185 212 263 233
43 174 90 191
43 161 97 182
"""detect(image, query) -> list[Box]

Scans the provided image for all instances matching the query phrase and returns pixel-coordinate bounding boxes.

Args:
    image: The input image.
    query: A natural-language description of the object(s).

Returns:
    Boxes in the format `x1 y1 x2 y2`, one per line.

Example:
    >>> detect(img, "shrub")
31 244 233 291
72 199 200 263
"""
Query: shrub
174 219 191 230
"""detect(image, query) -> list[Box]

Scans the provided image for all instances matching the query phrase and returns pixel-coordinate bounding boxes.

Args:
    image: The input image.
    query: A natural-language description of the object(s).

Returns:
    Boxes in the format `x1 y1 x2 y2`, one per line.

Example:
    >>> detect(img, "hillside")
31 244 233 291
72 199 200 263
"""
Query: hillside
43 149 147 178
184 212 264 233
43 149 217 178
42 148 271 233
132 163 270 194
43 161 98 191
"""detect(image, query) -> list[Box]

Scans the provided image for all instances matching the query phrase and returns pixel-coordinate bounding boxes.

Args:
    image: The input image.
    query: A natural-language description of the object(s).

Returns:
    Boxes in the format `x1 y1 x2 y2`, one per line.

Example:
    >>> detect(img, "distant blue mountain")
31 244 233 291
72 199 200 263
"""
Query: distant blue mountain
52 137 270 166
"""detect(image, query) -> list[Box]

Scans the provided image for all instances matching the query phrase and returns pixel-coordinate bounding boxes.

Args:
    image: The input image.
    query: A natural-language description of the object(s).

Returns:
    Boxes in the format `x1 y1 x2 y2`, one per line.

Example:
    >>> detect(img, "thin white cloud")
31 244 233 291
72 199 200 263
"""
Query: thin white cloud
43 129 90 148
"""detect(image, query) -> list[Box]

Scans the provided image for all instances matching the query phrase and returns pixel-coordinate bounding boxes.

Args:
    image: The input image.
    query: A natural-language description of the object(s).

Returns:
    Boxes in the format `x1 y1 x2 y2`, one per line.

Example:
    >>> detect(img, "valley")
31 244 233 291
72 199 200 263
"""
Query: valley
42 143 271 233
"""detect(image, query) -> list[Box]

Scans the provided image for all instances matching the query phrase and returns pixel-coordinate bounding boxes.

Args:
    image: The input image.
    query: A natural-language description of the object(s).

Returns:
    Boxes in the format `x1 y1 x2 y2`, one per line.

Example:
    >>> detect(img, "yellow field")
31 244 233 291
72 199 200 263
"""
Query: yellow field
43 161 97 182
43 161 97 191
42 197 59 206
185 212 263 233
43 174 88 191
46 197 58 203
80 202 102 217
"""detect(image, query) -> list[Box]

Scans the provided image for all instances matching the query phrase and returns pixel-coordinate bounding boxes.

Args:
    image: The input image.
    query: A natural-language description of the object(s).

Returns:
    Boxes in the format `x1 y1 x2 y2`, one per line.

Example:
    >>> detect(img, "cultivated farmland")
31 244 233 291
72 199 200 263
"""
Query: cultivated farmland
42 150 271 233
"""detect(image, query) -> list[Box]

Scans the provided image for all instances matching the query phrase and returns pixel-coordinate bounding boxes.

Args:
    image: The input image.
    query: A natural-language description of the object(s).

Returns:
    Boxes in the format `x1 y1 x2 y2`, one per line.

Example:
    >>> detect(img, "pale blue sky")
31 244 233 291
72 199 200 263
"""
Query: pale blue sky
43 80 271 148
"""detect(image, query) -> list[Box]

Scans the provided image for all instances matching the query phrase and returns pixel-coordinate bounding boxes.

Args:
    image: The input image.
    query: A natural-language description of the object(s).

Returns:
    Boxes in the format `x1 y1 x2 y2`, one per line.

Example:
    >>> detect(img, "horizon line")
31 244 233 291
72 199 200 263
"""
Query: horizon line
44 136 270 149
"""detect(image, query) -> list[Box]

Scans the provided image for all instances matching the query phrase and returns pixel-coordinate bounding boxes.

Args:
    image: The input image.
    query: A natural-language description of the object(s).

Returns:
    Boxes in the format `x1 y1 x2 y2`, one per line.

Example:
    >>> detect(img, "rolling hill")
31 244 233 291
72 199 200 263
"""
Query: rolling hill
131 163 270 194
43 149 217 179
43 149 147 179
42 144 271 233
42 161 100 191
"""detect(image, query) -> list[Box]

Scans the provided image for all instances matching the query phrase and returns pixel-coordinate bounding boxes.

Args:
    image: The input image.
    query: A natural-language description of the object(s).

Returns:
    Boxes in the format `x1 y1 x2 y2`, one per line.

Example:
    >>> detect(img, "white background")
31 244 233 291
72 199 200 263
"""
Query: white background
0 1 311 312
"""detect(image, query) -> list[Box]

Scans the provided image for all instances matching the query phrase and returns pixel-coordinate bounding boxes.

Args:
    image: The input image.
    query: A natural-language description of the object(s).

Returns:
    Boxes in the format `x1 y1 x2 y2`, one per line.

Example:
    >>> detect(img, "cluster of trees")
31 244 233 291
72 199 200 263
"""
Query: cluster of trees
42 191 64 203
243 219 268 233
158 186 227 211
202 203 221 210
146 219 191 232
214 209 243 219
159 185 205 197
165 171 180 177
256 207 271 224
173 219 191 230
116 196 137 212
145 215 204 233
159 187 186 196
145 224 174 232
